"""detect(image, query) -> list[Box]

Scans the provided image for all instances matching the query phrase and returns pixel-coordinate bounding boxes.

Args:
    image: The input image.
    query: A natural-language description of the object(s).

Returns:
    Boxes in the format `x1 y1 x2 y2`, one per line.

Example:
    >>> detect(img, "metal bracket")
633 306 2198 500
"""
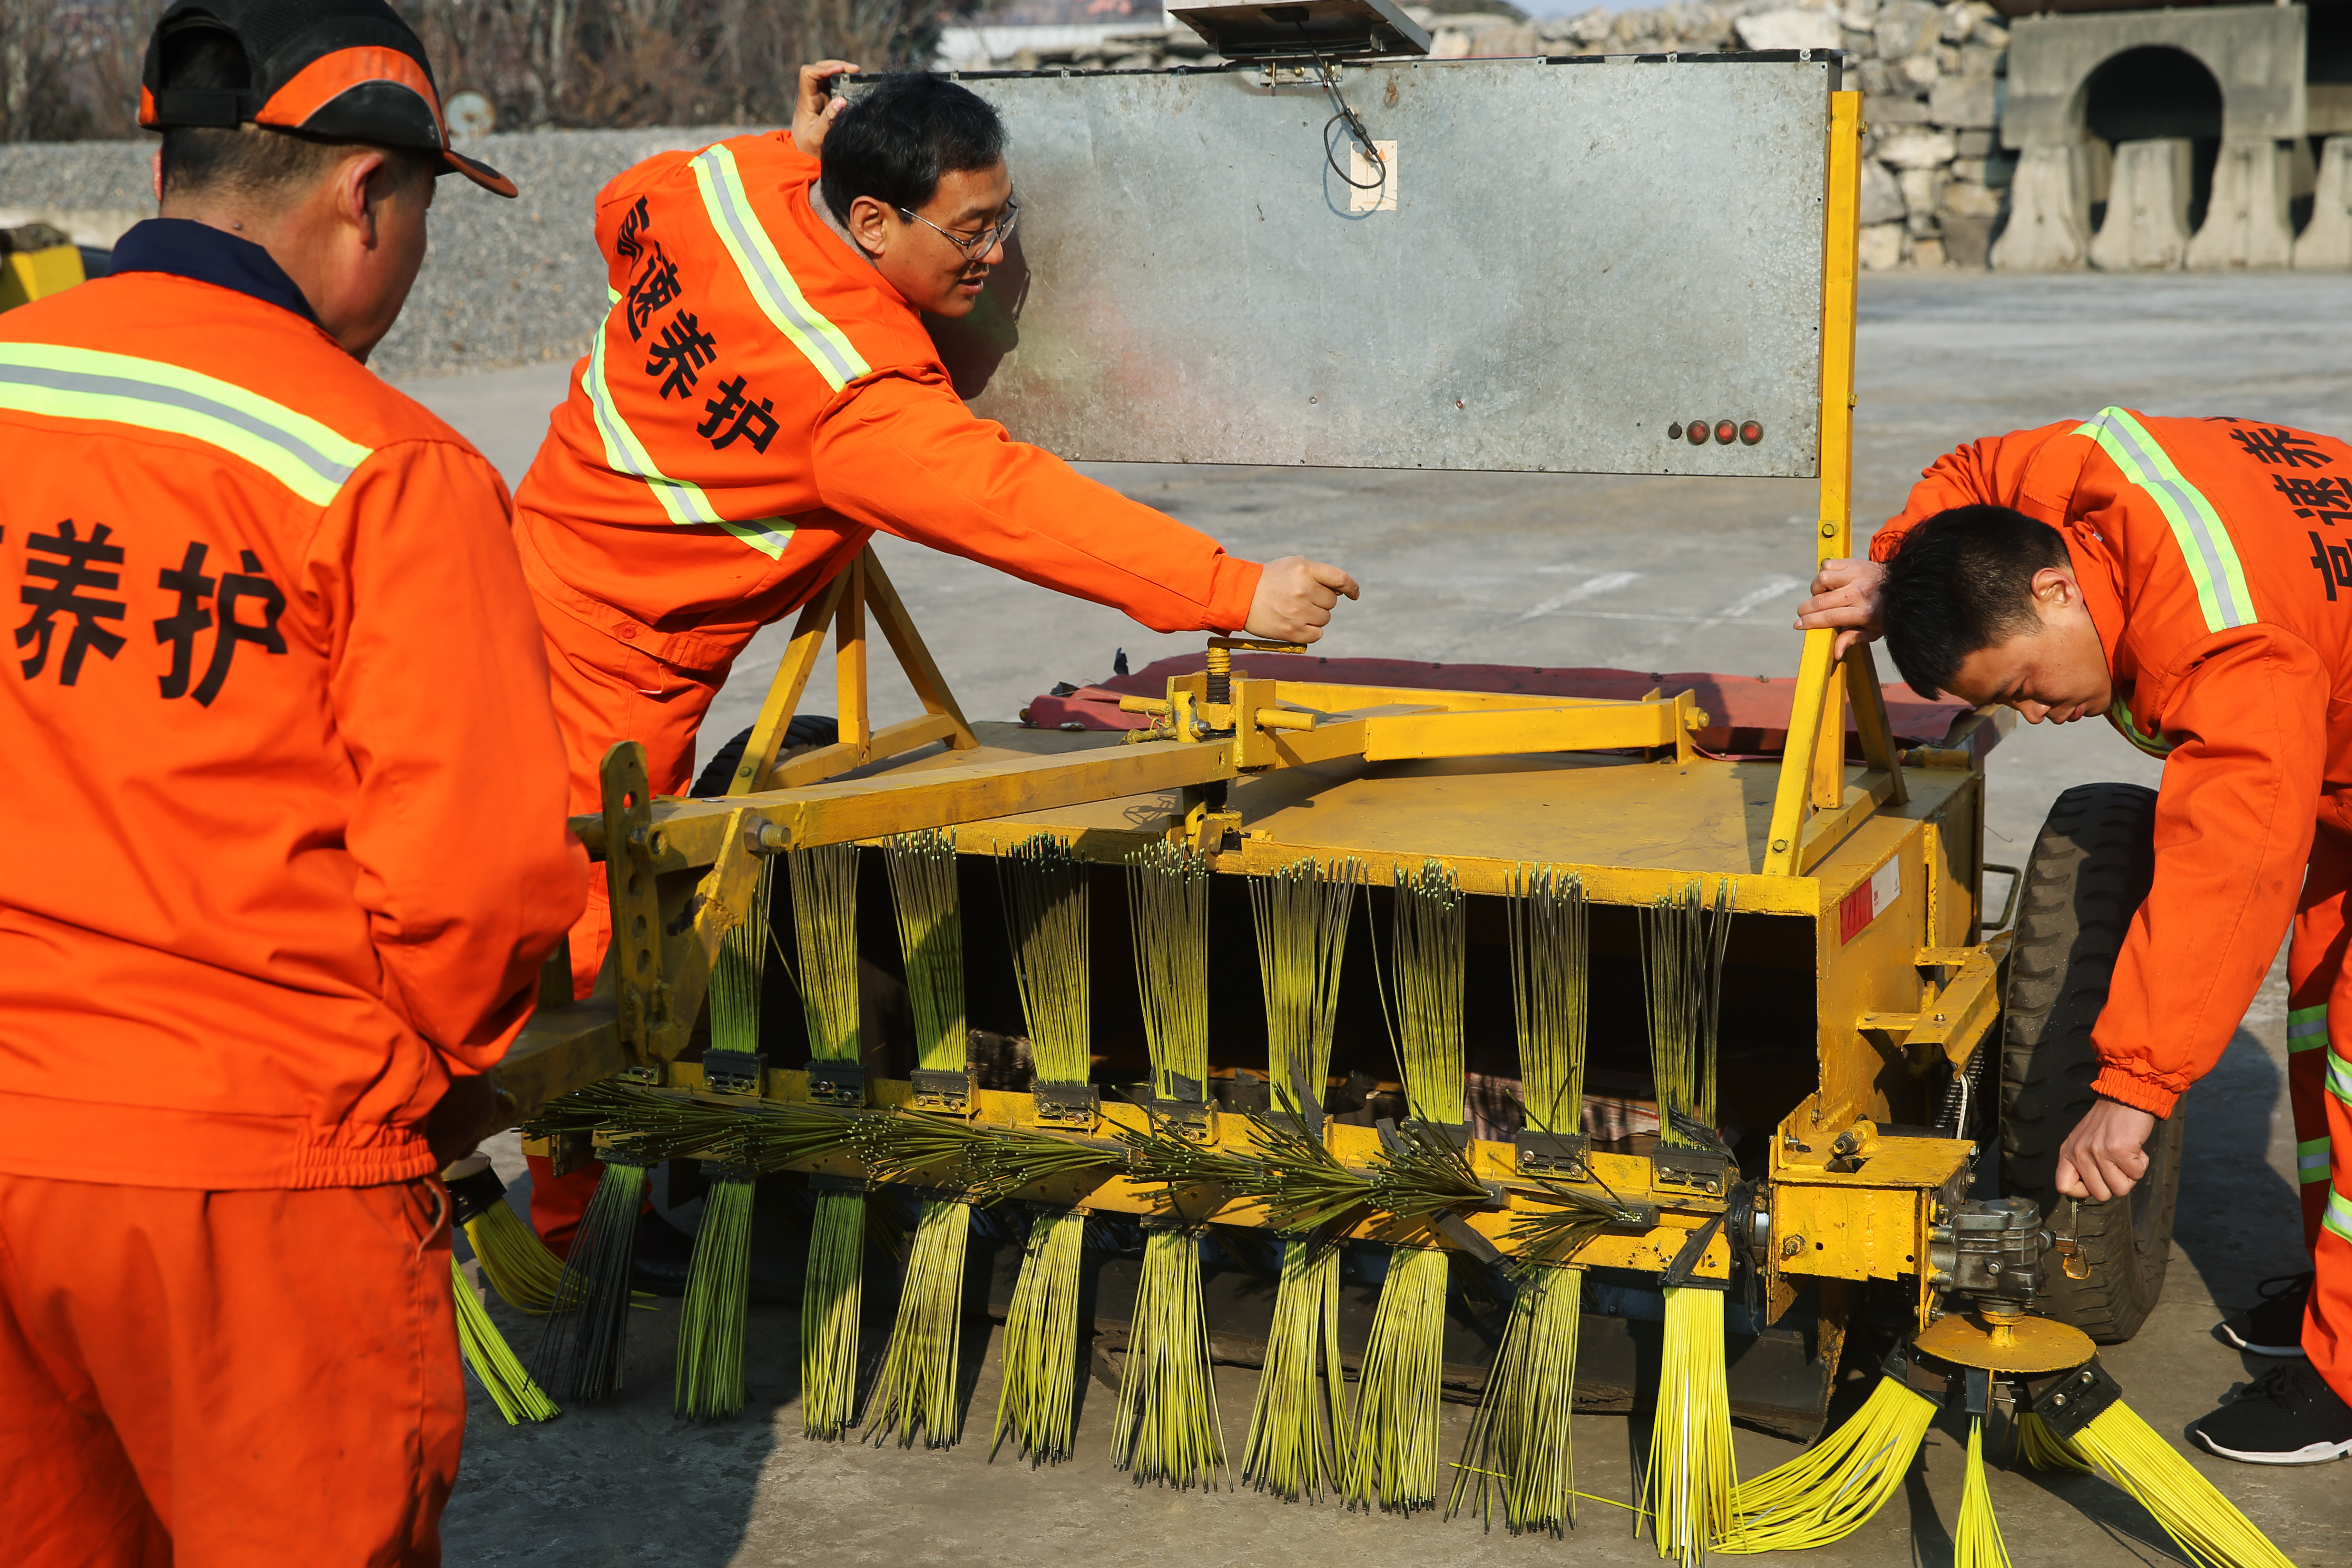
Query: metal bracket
911 1068 973 1114
1218 1071 1272 1114
702 1049 763 1096
1140 1084 1217 1144
1034 1082 1101 1129
806 1058 867 1107
1651 1144 1731 1198
1514 1128 1590 1180
2027 1357 2122 1441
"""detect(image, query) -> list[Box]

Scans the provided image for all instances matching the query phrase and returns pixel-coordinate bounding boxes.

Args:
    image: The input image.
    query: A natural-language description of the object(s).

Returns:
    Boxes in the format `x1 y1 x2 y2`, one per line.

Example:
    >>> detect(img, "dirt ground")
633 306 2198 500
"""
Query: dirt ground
407 270 2352 1565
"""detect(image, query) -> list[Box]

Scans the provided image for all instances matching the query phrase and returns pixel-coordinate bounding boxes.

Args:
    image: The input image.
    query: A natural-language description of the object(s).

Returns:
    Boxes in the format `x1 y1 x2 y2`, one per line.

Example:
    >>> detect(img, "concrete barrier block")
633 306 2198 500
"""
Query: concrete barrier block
2088 138 2191 272
2187 138 2296 270
2292 135 2352 270
1990 145 2090 271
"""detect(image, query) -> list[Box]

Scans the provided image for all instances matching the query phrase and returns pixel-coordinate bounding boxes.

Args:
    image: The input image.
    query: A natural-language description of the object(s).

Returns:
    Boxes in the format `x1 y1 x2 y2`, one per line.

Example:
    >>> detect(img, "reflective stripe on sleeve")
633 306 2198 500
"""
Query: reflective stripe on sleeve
0 343 369 507
581 308 793 561
2328 1048 2352 1106
2289 1004 2329 1050
2074 407 2254 633
2302 1136 2334 1183
692 144 870 392
2325 1185 2352 1246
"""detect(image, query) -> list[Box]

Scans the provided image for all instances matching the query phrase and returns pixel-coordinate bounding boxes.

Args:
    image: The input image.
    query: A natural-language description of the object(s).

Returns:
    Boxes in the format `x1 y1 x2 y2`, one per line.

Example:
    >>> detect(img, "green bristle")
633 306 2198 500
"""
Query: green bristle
788 843 862 1064
1448 864 1591 1532
1344 1243 1450 1513
864 1197 973 1449
712 858 773 1056
992 1207 1087 1465
1448 1263 1582 1534
1112 1225 1229 1489
1637 880 1739 1564
1391 859 1465 1124
1242 1234 1350 1501
1111 843 1225 1488
801 1186 866 1440
788 843 870 1442
1251 854 1360 1123
1509 863 1588 1136
1126 840 1211 1098
1643 879 1732 1145
451 1257 560 1424
1343 860 1465 1515
997 833 1091 1086
991 836 1093 1461
675 1170 756 1419
671 859 770 1421
865 831 972 1449
534 1156 647 1403
886 828 966 1073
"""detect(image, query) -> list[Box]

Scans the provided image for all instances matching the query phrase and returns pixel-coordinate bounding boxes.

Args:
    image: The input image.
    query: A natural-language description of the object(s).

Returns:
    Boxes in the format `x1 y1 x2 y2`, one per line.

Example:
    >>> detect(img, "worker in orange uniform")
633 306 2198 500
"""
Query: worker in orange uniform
1796 407 2352 1464
0 3 583 1562
514 69 1360 1258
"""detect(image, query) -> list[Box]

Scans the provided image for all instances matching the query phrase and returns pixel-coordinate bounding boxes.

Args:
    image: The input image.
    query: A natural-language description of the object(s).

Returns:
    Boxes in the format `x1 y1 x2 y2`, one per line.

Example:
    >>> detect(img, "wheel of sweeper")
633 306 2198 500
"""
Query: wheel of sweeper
1998 780 2186 1344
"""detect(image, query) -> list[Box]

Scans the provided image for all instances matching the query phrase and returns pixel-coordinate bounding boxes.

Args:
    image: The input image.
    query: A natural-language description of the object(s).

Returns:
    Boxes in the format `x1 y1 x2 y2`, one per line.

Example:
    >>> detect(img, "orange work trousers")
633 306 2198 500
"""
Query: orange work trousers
2287 820 2352 1404
0 1173 465 1567
532 604 733 1251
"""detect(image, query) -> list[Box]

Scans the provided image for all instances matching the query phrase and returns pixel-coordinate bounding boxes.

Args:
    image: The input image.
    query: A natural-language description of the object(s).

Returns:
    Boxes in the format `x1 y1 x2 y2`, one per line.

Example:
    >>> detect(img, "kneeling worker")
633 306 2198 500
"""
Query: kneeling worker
0 0 582 1561
1797 407 2352 1463
514 69 1360 1250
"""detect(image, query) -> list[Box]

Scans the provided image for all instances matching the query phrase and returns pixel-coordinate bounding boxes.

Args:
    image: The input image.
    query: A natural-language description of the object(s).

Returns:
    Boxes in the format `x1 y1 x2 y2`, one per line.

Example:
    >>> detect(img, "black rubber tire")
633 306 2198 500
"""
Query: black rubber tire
689 714 838 798
1999 781 2186 1344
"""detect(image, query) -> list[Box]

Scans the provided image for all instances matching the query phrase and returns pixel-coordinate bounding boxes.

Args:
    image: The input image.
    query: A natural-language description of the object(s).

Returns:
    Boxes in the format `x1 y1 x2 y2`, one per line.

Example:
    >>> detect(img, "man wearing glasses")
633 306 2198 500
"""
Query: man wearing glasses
512 68 1359 1254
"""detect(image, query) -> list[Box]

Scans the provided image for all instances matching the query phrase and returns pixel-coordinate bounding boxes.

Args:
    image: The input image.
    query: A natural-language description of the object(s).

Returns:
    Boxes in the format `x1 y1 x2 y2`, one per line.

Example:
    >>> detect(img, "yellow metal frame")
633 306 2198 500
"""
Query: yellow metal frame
502 89 2004 1310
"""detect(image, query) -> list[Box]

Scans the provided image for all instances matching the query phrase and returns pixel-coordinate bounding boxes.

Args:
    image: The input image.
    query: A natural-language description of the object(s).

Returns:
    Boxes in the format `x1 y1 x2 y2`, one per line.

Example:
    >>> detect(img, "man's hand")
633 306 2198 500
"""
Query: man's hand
2054 1097 2160 1202
425 1073 500 1171
1246 556 1360 644
1793 557 1889 659
791 61 859 157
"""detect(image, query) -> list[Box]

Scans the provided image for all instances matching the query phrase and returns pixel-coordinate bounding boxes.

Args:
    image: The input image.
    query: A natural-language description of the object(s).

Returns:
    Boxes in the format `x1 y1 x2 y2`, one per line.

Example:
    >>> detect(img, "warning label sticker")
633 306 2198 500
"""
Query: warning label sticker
1838 857 1901 944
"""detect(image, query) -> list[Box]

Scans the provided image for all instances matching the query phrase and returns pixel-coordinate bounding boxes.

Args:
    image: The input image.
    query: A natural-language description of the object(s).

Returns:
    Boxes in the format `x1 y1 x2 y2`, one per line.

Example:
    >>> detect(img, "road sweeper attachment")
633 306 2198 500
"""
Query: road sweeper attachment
480 52 2289 1564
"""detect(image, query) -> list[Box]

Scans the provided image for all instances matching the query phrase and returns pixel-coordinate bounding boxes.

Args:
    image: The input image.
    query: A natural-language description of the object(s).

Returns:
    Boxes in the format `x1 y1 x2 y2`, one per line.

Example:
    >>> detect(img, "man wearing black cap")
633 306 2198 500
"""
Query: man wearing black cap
0 4 578 1563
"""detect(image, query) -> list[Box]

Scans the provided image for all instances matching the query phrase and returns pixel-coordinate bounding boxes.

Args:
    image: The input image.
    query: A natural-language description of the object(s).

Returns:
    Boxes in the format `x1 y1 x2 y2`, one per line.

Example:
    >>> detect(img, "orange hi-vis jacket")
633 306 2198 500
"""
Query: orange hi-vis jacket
0 226 585 1190
1872 408 2352 1118
511 131 1261 675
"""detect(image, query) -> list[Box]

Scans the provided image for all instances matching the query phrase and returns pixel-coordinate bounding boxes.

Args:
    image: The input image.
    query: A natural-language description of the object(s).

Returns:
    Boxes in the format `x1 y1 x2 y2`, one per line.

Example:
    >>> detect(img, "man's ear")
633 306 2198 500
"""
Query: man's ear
846 194 891 258
2031 563 2082 612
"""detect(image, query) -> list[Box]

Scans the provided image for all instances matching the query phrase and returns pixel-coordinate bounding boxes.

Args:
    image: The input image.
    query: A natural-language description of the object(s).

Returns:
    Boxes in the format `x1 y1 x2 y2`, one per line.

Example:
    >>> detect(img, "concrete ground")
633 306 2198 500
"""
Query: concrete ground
407 270 2352 1565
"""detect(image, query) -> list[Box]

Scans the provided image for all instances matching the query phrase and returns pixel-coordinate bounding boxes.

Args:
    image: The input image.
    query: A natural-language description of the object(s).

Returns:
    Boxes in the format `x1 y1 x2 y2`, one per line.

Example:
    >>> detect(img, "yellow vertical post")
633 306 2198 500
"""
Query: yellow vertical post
836 550 871 755
1765 87 1863 877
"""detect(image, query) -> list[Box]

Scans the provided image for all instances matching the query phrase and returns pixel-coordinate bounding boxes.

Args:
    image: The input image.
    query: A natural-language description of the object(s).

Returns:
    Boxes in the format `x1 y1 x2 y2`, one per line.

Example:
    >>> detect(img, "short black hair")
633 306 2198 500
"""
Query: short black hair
157 28 428 201
1881 505 2073 698
819 74 1007 224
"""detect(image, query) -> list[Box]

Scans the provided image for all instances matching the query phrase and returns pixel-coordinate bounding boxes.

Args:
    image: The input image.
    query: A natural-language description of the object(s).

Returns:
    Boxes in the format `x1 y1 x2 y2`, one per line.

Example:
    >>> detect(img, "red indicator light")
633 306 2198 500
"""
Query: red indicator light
1741 421 1764 445
1714 420 1737 445
1686 420 1710 445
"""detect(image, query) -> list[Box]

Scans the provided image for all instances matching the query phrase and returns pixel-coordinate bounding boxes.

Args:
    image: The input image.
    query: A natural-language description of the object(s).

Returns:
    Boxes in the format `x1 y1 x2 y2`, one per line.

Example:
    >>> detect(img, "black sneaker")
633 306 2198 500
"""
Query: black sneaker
2188 1362 2352 1465
2220 1272 2313 1357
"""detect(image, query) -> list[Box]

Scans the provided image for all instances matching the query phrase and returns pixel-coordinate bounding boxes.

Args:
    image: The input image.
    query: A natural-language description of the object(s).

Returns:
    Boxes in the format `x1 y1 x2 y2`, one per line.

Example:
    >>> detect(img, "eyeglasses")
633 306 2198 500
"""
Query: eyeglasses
895 199 1019 259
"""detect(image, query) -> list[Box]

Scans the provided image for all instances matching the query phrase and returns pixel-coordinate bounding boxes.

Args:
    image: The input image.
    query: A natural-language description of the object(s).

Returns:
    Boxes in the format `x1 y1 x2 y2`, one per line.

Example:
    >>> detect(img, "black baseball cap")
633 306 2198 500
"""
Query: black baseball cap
139 0 516 198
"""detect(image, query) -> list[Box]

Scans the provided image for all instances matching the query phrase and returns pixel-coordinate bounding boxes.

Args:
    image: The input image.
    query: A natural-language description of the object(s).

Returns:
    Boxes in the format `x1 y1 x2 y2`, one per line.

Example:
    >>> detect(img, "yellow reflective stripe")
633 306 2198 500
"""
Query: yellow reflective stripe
581 309 793 561
0 343 369 507
2291 1005 2330 1051
2106 693 2175 758
2326 1185 2352 1245
691 144 869 392
2301 1136 2334 1182
2075 407 2254 633
2328 1049 2352 1105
